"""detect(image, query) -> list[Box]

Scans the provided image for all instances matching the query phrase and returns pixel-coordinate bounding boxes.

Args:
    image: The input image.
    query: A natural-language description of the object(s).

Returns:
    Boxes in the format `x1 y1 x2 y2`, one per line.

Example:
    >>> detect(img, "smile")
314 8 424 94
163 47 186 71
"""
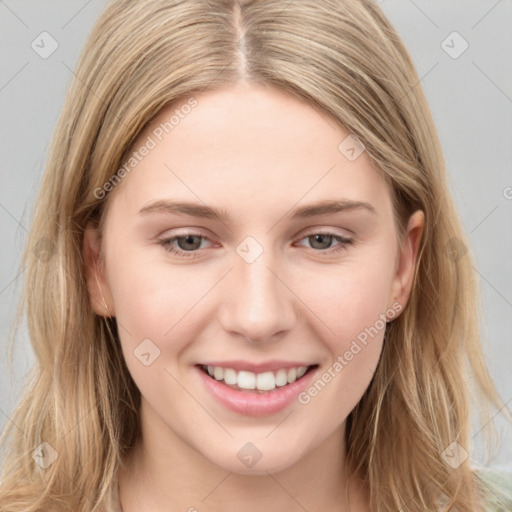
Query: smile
200 364 315 392
195 363 319 416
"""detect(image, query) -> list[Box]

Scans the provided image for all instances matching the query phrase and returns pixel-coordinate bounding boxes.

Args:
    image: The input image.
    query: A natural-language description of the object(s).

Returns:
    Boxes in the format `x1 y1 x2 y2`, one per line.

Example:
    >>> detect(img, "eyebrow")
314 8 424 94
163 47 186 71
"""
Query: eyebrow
137 198 376 223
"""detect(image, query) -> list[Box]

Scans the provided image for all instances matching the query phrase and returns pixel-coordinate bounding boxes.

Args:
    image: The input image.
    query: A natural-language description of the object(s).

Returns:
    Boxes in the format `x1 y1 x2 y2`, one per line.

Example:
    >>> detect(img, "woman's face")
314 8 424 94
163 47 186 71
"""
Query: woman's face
85 83 423 474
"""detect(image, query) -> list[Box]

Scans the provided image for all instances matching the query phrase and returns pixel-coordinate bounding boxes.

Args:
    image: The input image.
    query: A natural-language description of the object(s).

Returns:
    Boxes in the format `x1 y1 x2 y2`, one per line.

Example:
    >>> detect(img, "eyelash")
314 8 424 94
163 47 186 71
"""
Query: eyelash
158 231 353 259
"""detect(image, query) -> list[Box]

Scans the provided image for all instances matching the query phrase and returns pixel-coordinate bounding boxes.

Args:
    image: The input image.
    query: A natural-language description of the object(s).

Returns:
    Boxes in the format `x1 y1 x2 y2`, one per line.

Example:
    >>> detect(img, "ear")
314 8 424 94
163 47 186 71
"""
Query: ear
83 223 115 317
387 210 424 315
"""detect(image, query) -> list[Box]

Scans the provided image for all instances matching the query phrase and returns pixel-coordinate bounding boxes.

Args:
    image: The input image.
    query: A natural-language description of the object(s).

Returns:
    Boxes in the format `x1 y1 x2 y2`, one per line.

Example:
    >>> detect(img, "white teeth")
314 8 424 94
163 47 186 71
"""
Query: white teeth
203 365 312 391
223 368 238 385
256 371 276 391
296 366 308 378
237 371 256 390
275 369 288 387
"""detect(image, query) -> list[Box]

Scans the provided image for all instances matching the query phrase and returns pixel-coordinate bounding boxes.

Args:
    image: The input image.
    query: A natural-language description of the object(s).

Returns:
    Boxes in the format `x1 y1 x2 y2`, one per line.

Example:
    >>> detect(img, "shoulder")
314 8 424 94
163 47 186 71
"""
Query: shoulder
474 466 512 512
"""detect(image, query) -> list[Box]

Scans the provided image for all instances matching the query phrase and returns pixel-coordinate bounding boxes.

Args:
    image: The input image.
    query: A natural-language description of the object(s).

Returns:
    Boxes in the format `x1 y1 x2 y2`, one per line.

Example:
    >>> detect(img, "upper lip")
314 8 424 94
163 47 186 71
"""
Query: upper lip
197 360 317 373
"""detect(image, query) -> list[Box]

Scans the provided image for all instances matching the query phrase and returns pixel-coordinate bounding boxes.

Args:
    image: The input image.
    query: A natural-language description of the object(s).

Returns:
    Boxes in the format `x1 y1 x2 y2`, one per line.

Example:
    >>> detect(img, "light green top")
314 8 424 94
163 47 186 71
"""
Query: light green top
476 468 512 511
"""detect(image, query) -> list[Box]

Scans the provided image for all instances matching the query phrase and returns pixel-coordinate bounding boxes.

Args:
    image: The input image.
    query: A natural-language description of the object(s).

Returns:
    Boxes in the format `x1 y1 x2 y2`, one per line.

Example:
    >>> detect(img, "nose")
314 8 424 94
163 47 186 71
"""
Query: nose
218 245 296 344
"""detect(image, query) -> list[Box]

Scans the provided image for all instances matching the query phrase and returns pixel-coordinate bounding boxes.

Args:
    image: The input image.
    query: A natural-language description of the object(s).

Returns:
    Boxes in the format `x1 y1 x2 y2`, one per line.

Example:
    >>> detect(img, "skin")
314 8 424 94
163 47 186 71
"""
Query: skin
83 82 423 512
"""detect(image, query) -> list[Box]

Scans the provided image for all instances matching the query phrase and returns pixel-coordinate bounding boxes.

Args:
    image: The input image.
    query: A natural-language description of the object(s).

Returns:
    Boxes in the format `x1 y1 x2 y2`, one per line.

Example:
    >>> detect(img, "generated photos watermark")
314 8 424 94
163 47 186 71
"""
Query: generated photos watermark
298 302 402 405
94 97 198 200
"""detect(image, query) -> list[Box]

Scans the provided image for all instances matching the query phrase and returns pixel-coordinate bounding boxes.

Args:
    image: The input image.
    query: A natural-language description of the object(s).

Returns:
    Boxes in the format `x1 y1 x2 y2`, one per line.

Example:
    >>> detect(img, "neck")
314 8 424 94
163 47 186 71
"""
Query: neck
117 399 370 512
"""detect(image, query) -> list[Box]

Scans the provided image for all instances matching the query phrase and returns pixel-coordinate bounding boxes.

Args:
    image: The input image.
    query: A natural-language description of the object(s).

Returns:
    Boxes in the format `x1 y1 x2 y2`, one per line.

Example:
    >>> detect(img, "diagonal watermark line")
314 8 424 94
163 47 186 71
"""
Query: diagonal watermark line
470 205 499 233
385 381 451 510
471 0 503 30
265 410 294 438
201 471 233 502
0 205 130 337
52 223 134 335
406 0 439 29
0 0 29 28
61 61 130 129
63 404 96 438
163 367 234 438
163 267 234 337
380 341 511 508
269 0 296 21
41 400 108 510
473 266 512 309
0 62 29 92
0 202 28 233
61 0 92 29
472 61 512 105
267 164 337 233
266 472 311 512
164 163 233 234
0 266 25 297
0 406 28 438
265 266 336 336
60 264 132 337
471 395 512 440
399 62 439 102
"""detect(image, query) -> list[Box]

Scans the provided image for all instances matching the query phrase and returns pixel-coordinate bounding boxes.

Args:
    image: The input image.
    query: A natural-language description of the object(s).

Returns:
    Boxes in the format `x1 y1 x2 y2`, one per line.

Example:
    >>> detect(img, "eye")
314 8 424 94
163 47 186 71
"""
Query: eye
296 231 353 255
158 230 354 259
159 233 212 258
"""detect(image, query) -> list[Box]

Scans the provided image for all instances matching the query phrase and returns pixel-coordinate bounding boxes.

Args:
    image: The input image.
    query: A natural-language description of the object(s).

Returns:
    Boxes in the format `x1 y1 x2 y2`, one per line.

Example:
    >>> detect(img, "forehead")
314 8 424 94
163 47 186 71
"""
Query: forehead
108 83 391 222
149 84 348 161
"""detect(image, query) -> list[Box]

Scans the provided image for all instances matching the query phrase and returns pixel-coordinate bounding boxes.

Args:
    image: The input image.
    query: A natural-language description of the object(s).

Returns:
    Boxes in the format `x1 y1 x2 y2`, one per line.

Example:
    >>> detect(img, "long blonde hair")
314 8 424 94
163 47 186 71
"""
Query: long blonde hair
0 1 509 510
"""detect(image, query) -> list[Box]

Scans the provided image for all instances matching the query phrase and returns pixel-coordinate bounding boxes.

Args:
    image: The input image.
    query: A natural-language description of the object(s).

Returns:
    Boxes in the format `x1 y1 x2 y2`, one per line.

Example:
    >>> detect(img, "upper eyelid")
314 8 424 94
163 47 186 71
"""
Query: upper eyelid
301 227 353 238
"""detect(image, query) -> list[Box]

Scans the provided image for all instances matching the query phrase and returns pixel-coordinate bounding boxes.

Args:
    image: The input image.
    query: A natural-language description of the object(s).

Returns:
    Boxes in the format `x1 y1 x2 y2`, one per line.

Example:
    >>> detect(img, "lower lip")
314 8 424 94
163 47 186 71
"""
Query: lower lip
195 365 318 417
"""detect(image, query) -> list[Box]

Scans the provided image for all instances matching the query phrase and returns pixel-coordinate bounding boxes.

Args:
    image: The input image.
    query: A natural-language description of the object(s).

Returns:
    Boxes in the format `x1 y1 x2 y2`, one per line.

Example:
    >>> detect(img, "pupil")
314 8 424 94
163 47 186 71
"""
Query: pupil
312 234 331 249
180 235 200 250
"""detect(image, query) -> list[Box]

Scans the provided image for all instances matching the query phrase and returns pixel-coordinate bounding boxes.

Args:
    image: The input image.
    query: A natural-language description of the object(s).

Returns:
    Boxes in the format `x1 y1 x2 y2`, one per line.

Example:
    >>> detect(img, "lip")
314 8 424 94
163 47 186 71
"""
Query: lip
198 360 315 373
195 364 319 417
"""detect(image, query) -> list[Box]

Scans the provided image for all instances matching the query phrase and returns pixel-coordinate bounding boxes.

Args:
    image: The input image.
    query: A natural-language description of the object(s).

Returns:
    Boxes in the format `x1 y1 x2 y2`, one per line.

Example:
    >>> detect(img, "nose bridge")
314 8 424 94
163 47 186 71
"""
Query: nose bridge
219 239 295 342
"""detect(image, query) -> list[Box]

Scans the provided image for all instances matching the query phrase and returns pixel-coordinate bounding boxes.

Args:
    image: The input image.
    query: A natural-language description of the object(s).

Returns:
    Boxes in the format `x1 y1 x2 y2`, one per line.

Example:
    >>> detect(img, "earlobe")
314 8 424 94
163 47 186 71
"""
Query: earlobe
83 223 115 317
388 210 424 314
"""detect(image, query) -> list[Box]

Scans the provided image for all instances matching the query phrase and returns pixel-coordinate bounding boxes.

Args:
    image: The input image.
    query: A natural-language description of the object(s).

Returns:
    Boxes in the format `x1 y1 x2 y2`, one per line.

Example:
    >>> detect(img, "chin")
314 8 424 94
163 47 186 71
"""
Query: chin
203 444 303 475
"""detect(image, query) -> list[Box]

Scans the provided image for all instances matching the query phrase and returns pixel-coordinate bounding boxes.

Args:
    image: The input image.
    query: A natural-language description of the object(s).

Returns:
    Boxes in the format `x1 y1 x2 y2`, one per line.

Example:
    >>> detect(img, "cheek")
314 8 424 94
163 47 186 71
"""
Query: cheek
104 248 210 358
300 251 394 346
294 250 394 408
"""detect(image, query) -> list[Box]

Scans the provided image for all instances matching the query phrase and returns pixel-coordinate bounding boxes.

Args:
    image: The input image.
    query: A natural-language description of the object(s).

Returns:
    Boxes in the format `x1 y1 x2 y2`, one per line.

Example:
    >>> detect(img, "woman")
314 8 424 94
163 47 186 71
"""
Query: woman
0 1 510 511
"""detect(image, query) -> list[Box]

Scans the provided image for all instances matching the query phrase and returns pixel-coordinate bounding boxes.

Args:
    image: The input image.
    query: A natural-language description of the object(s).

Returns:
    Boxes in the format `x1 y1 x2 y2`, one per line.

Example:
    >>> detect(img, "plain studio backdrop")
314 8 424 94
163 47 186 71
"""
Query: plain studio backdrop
0 0 511 471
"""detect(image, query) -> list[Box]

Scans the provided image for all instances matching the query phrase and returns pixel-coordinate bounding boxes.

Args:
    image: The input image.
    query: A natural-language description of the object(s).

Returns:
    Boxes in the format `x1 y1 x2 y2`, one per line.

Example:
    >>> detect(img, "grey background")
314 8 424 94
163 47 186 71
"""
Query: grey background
1 0 511 469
